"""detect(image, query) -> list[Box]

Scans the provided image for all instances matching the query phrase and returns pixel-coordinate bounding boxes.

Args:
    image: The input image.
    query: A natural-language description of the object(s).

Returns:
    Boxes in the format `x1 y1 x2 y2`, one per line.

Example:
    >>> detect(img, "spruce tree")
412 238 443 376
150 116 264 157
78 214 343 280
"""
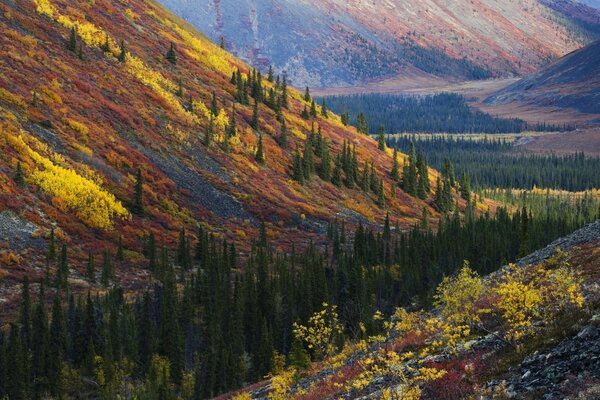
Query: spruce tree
310 99 317 118
416 152 430 200
47 228 56 264
279 118 288 148
56 244 69 290
460 172 471 202
281 75 288 108
19 277 31 349
67 26 77 53
268 65 274 82
226 104 237 137
133 168 144 215
301 105 310 120
341 111 350 126
166 42 177 65
86 250 95 283
14 161 25 187
48 294 66 398
118 40 126 63
304 86 311 102
220 36 225 49
255 133 265 165
319 141 332 181
293 148 304 184
377 125 386 151
177 228 190 270
210 91 218 116
391 148 400 181
251 99 259 130
321 99 328 118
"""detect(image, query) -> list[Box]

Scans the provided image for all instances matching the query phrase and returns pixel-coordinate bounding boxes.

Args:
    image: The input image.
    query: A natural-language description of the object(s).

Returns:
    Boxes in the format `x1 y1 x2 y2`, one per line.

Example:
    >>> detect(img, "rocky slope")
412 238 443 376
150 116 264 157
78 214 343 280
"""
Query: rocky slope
159 0 600 87
0 0 439 287
485 40 600 115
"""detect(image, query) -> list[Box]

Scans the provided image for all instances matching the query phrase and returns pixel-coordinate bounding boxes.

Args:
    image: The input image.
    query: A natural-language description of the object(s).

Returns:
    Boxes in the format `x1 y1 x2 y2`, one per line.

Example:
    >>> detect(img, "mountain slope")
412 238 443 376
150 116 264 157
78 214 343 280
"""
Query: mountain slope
485 40 600 114
0 0 438 280
160 0 600 87
233 220 600 399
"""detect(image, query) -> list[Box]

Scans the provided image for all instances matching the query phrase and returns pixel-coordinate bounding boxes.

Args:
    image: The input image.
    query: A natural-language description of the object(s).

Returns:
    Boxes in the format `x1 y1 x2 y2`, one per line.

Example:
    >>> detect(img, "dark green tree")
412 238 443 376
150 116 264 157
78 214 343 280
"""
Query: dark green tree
67 26 77 52
133 168 144 215
166 42 177 65
391 148 400 181
14 161 25 187
118 40 126 63
255 133 265 165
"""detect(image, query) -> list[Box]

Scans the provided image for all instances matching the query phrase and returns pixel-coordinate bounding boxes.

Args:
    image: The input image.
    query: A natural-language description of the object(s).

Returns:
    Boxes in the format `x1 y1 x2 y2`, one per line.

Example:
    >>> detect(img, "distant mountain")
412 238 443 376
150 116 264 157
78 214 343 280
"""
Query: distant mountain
160 0 600 87
485 41 600 115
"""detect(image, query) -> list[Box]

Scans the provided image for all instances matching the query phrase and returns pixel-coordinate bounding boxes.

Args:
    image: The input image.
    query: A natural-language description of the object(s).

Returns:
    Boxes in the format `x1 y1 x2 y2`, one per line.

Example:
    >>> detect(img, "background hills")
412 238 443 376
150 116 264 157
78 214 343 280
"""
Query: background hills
161 0 600 87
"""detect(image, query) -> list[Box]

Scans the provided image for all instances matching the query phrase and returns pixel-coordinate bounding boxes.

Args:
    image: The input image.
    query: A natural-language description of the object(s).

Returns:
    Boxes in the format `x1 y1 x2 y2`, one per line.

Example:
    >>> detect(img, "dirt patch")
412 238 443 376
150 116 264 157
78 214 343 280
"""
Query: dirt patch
519 128 600 156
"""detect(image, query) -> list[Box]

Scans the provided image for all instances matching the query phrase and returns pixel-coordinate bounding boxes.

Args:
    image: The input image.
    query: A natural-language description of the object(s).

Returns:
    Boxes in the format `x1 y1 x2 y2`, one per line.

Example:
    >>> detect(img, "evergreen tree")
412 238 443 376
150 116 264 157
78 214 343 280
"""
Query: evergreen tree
226 104 237 137
304 86 311 102
176 78 183 97
319 141 332 181
460 172 471 202
341 111 350 126
67 26 77 53
356 113 368 134
19 277 31 349
255 133 265 165
301 105 310 120
220 36 225 49
377 125 386 151
48 294 66 398
391 148 400 181
86 250 95 283
310 99 317 118
268 65 274 82
281 75 288 108
321 100 328 118
177 228 190 270
166 42 177 65
210 91 219 116
251 99 259 130
133 168 144 215
14 161 25 187
293 148 304 184
279 118 288 148
302 140 314 180
118 40 126 63
416 152 430 200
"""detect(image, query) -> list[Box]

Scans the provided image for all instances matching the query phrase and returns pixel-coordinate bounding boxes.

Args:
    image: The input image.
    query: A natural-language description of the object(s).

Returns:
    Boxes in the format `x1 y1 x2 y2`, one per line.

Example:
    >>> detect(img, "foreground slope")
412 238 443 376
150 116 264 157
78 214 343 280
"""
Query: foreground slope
160 0 600 87
0 0 436 280
234 220 600 399
485 40 600 116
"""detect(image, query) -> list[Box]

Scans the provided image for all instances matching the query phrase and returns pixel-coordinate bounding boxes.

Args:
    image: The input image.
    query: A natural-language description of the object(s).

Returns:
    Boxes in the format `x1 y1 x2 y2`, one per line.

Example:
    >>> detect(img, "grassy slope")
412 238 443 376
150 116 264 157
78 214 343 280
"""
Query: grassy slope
0 0 459 289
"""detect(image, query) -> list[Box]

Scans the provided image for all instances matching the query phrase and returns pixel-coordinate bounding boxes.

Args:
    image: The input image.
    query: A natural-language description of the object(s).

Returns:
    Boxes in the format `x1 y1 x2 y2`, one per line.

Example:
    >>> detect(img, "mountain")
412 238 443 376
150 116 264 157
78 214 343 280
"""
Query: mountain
485 40 600 115
159 0 600 87
0 0 438 280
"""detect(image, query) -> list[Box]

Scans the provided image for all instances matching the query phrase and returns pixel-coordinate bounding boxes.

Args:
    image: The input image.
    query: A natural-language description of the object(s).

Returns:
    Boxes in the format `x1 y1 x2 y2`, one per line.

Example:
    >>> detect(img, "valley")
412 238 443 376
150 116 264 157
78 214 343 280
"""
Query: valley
0 0 599 399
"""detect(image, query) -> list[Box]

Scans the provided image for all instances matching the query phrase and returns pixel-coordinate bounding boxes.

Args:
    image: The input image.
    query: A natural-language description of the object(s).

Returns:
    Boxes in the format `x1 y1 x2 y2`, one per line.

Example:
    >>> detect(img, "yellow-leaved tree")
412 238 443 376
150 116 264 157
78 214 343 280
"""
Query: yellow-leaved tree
293 303 343 361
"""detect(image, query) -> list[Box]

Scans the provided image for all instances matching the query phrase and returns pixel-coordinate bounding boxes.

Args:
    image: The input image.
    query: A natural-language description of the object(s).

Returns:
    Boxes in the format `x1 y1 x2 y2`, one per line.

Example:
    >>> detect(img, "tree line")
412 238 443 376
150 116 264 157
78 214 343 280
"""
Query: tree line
321 93 571 134
389 135 600 191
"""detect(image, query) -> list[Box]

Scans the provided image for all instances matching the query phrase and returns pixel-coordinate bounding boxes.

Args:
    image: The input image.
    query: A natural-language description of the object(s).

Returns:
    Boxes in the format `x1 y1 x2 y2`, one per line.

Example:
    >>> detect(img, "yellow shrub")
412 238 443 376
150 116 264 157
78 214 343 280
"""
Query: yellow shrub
0 87 26 108
16 135 129 229
124 8 137 20
434 262 485 327
67 119 89 137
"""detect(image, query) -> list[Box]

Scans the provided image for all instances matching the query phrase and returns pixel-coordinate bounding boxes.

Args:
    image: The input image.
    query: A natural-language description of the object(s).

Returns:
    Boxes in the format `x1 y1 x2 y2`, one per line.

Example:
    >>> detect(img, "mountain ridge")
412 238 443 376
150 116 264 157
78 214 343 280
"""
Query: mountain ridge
160 0 600 87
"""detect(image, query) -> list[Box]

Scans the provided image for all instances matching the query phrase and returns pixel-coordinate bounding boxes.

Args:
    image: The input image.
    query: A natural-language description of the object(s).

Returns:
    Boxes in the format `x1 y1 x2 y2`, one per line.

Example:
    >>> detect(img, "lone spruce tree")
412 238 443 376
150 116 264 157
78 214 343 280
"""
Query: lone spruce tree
255 133 265 165
133 168 144 215
14 161 25 186
67 26 77 53
166 42 177 65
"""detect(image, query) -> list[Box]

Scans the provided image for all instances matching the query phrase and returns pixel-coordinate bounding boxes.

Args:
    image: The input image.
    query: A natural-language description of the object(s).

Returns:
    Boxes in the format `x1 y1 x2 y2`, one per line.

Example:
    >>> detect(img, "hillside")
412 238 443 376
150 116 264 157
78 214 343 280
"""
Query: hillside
232 220 600 399
0 0 440 285
485 40 600 115
159 0 600 87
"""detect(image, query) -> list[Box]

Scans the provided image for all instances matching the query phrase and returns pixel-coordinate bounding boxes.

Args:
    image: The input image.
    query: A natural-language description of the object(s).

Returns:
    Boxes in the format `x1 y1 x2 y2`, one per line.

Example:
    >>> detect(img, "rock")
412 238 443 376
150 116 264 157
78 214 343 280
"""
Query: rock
577 325 599 340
